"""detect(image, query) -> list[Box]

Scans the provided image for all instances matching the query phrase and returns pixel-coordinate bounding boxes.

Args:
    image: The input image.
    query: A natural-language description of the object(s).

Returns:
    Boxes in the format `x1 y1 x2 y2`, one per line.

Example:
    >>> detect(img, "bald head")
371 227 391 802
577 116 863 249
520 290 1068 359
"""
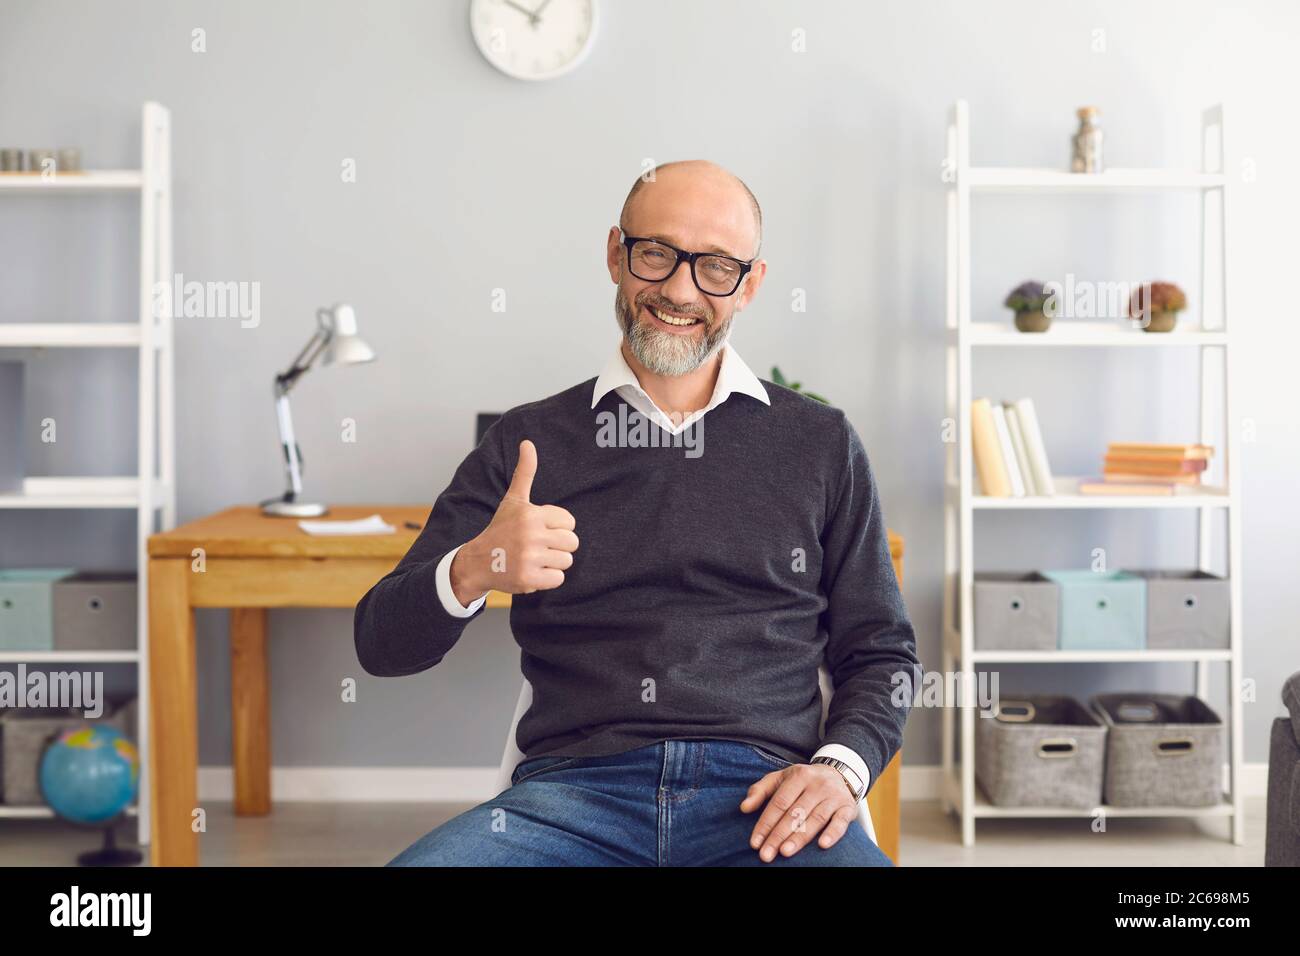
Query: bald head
619 160 763 260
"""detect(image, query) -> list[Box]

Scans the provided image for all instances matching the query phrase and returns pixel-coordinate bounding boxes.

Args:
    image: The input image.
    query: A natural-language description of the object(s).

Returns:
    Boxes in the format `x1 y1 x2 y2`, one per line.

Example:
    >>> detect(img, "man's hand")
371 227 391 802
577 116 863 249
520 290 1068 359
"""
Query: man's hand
740 763 860 862
449 439 579 604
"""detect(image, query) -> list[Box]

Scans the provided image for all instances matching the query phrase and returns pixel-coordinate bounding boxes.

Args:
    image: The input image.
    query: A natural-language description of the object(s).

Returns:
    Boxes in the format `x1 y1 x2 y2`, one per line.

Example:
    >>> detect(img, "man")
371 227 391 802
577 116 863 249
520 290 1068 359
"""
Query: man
354 160 920 866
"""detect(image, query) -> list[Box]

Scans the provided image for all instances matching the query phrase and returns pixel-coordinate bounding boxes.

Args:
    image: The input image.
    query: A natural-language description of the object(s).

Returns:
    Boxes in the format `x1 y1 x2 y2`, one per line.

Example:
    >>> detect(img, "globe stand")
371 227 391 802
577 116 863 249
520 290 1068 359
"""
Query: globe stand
77 819 143 867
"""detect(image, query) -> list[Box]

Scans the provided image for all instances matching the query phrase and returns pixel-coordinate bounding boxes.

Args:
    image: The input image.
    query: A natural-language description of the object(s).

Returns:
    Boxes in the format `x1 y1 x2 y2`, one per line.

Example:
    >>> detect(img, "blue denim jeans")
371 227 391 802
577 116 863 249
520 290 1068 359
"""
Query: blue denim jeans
387 738 893 867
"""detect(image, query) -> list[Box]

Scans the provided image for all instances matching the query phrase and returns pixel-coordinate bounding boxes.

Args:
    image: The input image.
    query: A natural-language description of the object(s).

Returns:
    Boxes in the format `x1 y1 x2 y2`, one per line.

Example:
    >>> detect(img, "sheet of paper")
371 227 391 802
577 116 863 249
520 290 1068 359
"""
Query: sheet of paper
298 514 396 536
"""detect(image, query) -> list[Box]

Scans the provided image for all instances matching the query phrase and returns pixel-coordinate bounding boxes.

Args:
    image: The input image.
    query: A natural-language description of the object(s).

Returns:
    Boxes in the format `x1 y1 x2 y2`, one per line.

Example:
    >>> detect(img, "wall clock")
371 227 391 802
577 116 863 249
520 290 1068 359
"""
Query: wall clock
469 0 598 81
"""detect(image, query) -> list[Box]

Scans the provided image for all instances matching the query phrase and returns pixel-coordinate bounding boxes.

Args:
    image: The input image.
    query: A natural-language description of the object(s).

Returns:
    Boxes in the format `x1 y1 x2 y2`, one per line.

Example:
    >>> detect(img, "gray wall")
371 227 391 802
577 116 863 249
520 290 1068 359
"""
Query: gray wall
1 0 1296 771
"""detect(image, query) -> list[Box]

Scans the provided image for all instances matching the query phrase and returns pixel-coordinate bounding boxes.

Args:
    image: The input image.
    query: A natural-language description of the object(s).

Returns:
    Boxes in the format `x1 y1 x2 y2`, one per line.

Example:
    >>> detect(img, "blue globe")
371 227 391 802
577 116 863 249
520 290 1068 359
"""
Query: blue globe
39 725 139 825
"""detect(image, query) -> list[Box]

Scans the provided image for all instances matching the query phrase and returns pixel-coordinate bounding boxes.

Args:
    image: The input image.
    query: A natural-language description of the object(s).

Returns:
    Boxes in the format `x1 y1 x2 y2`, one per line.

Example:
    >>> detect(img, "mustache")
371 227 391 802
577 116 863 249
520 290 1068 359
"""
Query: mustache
637 297 710 322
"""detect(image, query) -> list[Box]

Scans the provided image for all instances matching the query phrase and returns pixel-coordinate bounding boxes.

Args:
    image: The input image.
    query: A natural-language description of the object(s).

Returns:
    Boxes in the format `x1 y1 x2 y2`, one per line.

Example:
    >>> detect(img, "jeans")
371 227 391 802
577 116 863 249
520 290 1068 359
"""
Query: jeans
387 738 893 867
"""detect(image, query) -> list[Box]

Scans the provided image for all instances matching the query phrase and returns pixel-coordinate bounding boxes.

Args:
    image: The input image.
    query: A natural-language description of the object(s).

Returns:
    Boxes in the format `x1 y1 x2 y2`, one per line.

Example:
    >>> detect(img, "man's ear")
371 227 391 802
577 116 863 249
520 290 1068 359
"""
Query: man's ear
606 226 624 283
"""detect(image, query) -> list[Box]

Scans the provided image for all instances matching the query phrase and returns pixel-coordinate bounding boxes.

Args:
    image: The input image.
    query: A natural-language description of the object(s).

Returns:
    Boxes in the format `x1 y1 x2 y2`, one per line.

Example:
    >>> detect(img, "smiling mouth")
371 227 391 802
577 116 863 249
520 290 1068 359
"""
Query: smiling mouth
643 305 703 330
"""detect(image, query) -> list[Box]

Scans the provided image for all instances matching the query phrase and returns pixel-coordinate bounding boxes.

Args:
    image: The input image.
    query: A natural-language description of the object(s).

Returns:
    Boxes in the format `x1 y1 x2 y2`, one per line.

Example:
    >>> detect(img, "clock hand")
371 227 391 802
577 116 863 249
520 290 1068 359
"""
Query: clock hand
503 0 540 25
524 0 552 29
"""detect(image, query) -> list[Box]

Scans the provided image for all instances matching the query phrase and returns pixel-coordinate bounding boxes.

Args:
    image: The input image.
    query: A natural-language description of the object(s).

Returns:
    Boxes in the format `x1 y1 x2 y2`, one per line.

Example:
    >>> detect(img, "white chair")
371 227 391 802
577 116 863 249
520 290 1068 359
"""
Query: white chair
495 664 877 844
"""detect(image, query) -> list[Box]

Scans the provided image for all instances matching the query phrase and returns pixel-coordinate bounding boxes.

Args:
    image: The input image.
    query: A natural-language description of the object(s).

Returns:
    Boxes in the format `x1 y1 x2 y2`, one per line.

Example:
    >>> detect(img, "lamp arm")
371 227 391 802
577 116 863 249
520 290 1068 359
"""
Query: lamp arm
274 390 305 500
274 319 334 396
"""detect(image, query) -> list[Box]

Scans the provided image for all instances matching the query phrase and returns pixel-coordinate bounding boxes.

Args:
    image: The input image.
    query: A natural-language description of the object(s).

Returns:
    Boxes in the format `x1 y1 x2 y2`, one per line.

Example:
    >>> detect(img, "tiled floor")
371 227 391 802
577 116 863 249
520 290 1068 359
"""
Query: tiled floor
0 796 1267 866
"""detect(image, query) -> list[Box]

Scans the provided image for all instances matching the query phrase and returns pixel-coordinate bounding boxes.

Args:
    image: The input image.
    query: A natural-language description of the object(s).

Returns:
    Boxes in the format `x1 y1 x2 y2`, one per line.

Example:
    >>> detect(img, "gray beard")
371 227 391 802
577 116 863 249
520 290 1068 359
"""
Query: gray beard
615 289 730 377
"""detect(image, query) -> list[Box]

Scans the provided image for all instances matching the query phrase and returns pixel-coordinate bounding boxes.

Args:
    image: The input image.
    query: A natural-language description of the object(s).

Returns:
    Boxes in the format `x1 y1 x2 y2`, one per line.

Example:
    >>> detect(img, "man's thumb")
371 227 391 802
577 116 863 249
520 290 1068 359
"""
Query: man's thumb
505 439 537 502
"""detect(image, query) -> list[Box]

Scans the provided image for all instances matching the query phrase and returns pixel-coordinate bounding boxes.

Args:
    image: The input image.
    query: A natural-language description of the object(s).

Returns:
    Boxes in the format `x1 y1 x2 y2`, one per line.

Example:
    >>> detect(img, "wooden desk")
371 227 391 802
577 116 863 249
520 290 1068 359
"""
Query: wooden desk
147 505 904 866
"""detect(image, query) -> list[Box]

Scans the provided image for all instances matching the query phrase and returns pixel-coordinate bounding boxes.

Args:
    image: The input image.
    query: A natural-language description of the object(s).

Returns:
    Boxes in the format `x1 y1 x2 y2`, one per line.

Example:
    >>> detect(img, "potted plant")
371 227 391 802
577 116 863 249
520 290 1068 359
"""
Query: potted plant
1128 281 1187 333
1004 280 1053 332
770 367 829 404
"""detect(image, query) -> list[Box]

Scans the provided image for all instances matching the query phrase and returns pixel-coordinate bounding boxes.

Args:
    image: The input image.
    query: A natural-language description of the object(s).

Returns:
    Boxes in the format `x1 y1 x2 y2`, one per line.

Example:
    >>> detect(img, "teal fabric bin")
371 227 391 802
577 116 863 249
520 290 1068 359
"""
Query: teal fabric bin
1043 570 1146 650
0 569 76 651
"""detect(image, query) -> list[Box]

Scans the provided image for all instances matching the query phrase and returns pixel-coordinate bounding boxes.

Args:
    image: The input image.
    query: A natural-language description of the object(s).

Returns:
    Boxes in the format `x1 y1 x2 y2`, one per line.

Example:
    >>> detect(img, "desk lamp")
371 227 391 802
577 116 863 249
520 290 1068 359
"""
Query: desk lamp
261 303 375 517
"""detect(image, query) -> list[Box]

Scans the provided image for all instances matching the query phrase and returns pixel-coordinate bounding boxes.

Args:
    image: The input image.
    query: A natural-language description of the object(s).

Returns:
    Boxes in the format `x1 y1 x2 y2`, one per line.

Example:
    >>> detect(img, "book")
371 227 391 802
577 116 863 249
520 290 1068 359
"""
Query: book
1004 404 1037 495
1012 398 1055 497
971 398 1011 497
1103 456 1208 474
1103 471 1201 485
1078 479 1178 496
1106 443 1213 460
990 403 1026 497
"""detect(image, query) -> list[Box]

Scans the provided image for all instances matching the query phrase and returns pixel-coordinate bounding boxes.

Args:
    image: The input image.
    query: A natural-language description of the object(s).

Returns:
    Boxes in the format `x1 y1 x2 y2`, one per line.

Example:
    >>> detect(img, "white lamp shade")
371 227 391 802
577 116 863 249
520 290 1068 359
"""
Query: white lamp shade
321 303 376 367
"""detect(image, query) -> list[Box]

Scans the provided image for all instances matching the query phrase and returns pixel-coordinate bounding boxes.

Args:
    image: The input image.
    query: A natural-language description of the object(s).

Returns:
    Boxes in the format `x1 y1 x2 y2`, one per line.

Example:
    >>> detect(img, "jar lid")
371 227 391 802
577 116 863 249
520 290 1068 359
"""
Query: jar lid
1077 105 1100 118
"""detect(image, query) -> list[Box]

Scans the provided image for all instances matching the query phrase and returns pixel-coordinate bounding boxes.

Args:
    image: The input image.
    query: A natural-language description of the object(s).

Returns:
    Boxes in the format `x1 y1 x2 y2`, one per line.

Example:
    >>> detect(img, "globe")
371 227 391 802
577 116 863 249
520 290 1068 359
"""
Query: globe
39 725 139 826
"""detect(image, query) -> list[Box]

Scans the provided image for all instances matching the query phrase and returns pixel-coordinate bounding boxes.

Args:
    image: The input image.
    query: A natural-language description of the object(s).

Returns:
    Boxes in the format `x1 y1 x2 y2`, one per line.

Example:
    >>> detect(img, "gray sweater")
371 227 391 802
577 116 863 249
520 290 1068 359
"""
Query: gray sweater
353 378 921 784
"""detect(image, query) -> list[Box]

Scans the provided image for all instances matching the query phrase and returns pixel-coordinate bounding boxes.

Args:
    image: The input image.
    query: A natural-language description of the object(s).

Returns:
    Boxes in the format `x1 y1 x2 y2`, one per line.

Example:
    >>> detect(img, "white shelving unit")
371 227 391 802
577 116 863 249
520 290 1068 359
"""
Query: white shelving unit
941 100 1245 846
0 104 175 845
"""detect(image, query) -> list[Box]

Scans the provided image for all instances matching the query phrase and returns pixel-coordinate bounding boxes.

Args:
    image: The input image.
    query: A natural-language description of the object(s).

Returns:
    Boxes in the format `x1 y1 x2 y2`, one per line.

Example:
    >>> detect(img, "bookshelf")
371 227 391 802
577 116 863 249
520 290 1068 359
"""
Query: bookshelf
941 100 1244 846
0 104 175 844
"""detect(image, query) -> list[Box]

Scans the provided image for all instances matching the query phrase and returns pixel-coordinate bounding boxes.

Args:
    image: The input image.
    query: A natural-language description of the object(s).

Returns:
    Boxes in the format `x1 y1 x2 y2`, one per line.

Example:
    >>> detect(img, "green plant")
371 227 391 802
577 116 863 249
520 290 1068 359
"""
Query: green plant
770 366 829 404
1128 281 1187 318
1004 280 1051 313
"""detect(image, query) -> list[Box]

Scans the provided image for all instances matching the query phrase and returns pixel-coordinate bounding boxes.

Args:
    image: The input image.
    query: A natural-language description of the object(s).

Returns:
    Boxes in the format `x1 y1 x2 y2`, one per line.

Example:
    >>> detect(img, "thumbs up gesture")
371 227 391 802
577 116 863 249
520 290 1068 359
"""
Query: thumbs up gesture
449 440 579 605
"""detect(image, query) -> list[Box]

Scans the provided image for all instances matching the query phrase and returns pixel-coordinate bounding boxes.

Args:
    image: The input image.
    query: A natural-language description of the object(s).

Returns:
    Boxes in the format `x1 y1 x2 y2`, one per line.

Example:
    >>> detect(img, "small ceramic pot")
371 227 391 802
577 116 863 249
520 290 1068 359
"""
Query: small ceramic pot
1140 310 1178 333
1014 309 1052 333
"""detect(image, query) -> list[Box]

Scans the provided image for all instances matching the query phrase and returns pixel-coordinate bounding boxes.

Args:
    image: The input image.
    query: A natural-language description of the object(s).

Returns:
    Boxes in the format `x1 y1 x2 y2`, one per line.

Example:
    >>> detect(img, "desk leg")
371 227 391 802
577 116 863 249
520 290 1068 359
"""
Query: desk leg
149 558 199 867
230 608 271 815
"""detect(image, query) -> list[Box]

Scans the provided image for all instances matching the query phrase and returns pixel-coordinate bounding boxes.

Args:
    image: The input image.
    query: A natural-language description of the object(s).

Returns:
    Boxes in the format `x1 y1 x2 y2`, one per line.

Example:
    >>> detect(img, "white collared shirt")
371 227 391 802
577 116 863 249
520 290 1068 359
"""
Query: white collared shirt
589 337 770 434
433 340 869 792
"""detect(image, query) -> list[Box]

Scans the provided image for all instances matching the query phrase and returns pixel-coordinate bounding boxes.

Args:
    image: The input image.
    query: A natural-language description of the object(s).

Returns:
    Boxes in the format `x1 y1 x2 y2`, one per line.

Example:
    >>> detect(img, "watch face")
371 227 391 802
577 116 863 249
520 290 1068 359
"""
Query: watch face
469 0 597 81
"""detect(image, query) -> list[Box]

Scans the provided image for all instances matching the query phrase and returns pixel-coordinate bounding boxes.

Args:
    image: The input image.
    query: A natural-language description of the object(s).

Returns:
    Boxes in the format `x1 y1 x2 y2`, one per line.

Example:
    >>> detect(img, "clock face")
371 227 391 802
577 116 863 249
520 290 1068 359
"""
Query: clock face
469 0 597 81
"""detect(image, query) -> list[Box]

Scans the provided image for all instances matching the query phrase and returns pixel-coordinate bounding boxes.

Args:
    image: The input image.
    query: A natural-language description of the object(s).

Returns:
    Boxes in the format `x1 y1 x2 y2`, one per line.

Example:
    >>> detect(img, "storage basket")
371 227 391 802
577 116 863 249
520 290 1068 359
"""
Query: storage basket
976 695 1106 808
1092 693 1223 806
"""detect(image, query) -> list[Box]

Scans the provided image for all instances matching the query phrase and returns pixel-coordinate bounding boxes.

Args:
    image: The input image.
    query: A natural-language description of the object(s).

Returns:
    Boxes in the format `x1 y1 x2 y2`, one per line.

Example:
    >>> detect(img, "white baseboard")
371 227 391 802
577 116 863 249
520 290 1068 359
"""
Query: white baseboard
197 762 1273 803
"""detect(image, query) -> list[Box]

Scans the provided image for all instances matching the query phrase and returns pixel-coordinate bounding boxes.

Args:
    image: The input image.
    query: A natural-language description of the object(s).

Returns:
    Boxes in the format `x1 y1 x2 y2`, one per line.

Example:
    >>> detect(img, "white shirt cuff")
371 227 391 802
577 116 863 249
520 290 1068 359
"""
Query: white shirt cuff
812 743 871 798
435 544 488 618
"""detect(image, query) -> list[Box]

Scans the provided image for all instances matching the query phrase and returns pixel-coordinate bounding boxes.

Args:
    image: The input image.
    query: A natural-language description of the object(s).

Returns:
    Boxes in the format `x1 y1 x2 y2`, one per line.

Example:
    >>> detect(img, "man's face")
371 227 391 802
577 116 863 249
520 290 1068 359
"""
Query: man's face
607 169 765 378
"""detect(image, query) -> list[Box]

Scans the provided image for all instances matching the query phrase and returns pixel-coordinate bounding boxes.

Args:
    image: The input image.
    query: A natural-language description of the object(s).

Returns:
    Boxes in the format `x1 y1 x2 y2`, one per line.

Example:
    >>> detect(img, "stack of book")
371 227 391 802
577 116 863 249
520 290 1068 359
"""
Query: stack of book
1078 443 1214 496
970 398 1055 497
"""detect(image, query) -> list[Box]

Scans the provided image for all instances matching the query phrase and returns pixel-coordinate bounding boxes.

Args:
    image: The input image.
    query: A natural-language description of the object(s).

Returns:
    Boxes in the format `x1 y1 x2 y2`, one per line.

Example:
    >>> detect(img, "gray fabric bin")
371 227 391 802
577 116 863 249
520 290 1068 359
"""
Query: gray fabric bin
0 697 136 805
52 572 137 652
1092 693 1223 807
1126 569 1230 650
976 695 1106 808
0 707 83 805
973 572 1059 650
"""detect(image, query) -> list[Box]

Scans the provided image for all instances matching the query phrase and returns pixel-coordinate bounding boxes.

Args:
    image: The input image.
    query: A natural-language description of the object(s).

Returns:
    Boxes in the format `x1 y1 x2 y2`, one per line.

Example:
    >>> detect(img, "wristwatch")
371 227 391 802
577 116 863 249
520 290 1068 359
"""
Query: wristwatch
811 755 867 803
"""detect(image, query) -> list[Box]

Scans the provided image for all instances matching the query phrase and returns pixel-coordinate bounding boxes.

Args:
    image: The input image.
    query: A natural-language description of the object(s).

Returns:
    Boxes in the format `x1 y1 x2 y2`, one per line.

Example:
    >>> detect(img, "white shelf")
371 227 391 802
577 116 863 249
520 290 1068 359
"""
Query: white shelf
942 100 1245 848
0 477 168 509
0 323 154 348
966 167 1226 192
0 170 143 192
0 805 139 820
970 648 1232 664
942 627 1234 663
943 770 1234 821
958 476 1229 509
0 106 174 856
963 321 1227 347
0 650 140 663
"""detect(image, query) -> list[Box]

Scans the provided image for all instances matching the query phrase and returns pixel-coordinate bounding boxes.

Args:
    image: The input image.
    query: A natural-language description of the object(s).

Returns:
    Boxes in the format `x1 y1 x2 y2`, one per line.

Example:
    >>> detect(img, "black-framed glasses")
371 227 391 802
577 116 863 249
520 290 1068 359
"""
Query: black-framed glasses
619 228 754 297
